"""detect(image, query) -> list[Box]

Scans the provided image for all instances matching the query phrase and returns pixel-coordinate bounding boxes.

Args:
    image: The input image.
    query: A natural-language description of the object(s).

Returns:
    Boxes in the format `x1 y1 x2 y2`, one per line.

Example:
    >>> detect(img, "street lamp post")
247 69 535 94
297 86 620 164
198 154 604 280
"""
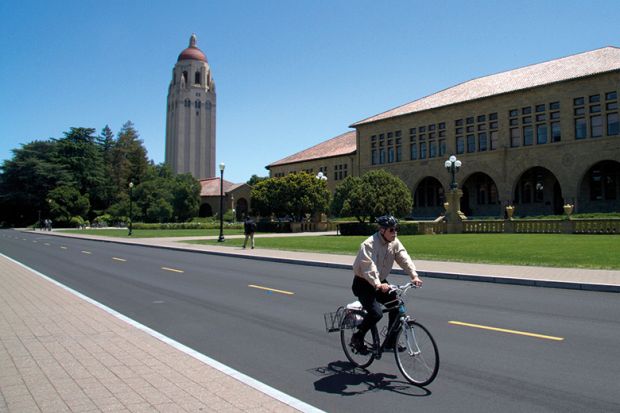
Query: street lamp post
218 162 225 242
444 155 462 190
128 181 134 236
315 171 327 181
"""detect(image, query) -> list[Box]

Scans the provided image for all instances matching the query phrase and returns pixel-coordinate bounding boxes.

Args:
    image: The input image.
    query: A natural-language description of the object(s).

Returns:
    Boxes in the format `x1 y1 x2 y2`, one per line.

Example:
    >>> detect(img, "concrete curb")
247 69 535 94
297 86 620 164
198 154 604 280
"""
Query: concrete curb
31 230 620 293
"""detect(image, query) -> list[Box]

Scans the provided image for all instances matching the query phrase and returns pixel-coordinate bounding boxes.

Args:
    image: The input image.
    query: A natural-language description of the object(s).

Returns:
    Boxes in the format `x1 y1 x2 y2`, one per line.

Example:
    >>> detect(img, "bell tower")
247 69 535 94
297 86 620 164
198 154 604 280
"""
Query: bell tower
165 34 216 179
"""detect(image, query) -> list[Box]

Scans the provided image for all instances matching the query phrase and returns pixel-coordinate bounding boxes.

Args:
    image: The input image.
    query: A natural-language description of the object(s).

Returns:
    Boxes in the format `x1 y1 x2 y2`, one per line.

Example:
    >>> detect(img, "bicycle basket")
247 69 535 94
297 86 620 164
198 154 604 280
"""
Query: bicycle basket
324 306 345 333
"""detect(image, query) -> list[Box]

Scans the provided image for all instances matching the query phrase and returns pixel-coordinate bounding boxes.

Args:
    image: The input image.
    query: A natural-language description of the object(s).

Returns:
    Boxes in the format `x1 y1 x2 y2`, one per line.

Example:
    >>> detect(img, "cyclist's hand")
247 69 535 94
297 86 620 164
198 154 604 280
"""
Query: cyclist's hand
411 276 423 287
377 284 391 293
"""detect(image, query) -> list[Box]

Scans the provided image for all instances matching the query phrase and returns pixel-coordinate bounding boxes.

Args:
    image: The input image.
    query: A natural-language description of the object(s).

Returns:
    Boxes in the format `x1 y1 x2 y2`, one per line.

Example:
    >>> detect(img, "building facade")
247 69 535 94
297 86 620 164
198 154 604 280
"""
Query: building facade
198 178 252 221
267 131 357 193
268 47 620 218
165 34 216 180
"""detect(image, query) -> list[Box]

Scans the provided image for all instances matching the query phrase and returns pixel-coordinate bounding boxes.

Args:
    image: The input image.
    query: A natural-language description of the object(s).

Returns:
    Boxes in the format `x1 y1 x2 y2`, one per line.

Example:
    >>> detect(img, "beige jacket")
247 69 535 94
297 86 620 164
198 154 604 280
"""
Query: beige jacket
353 232 418 288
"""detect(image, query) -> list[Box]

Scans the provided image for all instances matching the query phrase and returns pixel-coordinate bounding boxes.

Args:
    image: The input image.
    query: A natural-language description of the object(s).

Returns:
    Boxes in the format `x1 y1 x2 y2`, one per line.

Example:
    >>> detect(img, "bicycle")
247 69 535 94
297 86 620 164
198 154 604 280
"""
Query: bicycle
325 282 439 386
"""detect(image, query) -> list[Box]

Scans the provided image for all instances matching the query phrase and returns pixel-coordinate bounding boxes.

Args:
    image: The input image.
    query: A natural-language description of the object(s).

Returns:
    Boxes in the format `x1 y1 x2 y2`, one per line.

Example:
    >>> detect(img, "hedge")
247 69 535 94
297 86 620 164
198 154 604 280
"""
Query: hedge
338 221 419 236
256 221 292 233
131 222 243 230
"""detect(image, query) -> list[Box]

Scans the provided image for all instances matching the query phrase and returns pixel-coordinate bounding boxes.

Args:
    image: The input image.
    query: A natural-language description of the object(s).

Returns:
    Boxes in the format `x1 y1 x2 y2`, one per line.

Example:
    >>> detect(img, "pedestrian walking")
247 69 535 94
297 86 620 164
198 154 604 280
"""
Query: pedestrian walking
243 216 256 249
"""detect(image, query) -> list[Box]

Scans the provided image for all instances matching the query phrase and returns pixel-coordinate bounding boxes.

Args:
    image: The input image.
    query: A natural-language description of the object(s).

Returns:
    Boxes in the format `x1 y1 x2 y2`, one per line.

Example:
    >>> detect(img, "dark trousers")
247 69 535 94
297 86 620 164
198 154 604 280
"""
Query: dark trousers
352 276 399 343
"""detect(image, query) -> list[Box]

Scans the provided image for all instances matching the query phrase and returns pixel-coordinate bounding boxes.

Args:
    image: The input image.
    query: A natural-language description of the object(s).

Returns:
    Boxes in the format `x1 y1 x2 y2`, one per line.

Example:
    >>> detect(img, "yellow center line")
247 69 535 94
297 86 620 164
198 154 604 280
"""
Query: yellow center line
161 267 184 273
248 284 295 295
81 251 92 255
449 321 564 341
112 257 127 262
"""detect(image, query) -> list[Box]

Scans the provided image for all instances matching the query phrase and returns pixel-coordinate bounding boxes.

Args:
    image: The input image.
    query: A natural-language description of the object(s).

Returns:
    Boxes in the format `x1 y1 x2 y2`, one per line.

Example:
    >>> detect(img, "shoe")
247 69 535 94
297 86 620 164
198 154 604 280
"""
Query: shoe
384 343 407 352
350 334 369 355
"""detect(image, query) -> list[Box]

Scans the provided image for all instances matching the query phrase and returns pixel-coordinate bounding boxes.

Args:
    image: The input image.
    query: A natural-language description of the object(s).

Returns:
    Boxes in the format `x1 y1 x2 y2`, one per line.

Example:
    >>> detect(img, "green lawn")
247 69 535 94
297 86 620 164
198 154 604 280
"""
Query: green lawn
188 234 620 270
60 228 245 238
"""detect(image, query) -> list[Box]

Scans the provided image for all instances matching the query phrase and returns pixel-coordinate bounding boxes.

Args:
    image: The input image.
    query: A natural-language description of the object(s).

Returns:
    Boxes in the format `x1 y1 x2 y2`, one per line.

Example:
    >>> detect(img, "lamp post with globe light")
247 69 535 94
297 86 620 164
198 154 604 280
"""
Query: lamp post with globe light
444 155 462 190
218 163 225 242
128 182 134 236
443 156 466 233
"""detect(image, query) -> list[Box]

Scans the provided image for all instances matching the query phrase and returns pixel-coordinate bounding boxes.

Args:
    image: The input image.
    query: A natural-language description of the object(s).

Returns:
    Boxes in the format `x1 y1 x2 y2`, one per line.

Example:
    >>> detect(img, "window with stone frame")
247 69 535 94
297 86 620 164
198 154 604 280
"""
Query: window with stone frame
409 128 417 160
606 91 619 136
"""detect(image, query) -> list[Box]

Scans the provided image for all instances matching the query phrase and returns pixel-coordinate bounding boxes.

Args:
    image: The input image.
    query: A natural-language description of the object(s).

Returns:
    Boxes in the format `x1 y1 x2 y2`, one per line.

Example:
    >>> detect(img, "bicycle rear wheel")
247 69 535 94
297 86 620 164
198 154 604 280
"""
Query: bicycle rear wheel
394 320 439 386
340 311 377 368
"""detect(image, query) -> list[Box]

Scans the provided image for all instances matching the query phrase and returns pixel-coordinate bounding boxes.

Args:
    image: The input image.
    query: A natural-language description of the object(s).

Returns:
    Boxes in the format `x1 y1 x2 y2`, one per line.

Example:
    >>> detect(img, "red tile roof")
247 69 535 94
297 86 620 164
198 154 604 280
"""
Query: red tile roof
199 178 235 197
267 130 356 168
352 46 620 126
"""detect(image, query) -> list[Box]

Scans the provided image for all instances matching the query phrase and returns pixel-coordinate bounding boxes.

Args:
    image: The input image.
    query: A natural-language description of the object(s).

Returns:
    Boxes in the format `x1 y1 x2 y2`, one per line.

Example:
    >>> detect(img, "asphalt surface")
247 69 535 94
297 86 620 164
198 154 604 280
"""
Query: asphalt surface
2 230 620 412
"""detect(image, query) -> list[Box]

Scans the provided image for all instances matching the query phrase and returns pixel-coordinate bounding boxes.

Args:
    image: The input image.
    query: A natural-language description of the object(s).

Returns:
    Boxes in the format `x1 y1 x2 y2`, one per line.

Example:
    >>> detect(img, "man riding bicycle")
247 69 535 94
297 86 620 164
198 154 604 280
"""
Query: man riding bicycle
350 215 423 353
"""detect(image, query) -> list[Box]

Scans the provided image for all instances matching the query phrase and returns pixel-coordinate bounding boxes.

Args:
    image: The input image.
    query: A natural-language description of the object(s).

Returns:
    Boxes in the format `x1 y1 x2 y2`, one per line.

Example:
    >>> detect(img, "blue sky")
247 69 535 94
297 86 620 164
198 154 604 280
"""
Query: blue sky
1 0 618 183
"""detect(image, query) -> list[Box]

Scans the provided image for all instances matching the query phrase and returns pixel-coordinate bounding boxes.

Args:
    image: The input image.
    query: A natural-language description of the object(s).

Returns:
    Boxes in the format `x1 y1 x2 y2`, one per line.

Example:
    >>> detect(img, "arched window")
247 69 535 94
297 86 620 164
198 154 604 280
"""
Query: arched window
523 182 532 203
477 184 487 204
182 71 188 84
195 71 201 85
195 100 201 109
489 184 498 204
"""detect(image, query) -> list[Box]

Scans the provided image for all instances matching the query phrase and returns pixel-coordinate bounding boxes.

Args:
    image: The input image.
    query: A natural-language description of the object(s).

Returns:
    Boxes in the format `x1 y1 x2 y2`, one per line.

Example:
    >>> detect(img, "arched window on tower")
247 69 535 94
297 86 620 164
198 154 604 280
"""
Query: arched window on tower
195 100 201 109
195 71 201 85
184 99 190 108
182 71 188 84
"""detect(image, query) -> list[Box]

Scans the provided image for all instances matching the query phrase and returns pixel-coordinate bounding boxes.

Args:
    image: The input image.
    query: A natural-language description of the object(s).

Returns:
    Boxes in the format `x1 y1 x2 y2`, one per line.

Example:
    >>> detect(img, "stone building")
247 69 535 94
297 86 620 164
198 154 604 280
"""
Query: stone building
198 178 252 221
165 34 216 180
266 131 357 192
268 46 620 218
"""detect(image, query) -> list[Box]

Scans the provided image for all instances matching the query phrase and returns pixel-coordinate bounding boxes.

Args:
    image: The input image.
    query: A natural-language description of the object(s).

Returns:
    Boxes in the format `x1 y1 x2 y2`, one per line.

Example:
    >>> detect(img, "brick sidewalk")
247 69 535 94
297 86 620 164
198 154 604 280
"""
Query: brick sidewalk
0 254 306 412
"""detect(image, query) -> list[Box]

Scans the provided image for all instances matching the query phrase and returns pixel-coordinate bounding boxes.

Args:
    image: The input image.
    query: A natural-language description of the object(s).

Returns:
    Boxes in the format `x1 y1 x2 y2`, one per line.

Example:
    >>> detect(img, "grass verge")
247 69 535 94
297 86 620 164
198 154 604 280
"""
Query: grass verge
60 228 244 238
188 233 620 270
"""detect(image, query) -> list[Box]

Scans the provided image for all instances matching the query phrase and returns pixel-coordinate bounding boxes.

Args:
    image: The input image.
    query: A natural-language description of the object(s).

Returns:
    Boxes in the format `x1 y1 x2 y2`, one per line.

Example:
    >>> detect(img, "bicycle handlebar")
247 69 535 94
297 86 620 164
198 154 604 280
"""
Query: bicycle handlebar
388 282 419 295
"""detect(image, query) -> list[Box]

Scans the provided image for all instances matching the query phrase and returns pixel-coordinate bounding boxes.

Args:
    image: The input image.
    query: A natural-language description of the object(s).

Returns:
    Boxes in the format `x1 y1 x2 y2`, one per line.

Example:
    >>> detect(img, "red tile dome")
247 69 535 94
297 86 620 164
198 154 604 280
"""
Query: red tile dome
177 34 208 63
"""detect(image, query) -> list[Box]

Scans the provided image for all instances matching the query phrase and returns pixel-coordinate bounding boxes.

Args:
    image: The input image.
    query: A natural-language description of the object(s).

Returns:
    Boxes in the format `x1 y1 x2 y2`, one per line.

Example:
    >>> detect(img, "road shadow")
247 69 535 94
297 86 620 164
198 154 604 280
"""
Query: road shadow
309 360 431 397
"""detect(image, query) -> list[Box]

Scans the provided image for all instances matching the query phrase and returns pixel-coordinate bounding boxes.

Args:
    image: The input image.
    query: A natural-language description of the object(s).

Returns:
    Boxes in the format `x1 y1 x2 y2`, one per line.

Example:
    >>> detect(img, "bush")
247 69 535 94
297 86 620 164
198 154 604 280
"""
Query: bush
338 221 419 236
69 216 85 228
338 222 376 236
255 221 292 233
131 222 243 230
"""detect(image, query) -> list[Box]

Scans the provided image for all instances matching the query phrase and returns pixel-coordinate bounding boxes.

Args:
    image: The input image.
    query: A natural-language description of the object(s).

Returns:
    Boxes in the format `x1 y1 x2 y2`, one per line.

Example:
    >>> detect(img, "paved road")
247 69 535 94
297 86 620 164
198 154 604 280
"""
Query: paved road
2 230 620 412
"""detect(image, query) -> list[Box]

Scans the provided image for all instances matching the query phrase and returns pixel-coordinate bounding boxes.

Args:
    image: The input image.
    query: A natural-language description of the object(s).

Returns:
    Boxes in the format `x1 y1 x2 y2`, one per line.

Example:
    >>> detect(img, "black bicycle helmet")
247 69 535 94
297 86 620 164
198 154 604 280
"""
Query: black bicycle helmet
376 215 399 228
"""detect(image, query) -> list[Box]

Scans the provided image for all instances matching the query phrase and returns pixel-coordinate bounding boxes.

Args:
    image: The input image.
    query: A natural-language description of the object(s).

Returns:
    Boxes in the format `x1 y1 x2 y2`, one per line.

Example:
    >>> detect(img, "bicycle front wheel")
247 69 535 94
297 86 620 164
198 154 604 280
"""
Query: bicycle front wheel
394 320 439 386
340 311 377 368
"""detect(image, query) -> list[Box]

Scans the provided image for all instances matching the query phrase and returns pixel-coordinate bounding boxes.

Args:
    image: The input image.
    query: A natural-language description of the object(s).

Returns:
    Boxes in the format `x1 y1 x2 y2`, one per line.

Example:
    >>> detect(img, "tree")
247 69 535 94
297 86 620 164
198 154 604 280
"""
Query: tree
48 185 90 224
0 140 67 226
251 178 285 217
171 172 201 221
331 175 366 221
96 125 117 210
106 163 201 223
331 169 412 222
246 174 268 186
110 121 149 190
53 127 106 220
251 172 330 221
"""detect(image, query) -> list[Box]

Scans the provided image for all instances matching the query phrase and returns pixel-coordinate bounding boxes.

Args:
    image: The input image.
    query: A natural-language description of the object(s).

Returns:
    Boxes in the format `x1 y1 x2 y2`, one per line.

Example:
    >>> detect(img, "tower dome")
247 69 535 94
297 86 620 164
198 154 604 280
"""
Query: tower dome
177 33 207 62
